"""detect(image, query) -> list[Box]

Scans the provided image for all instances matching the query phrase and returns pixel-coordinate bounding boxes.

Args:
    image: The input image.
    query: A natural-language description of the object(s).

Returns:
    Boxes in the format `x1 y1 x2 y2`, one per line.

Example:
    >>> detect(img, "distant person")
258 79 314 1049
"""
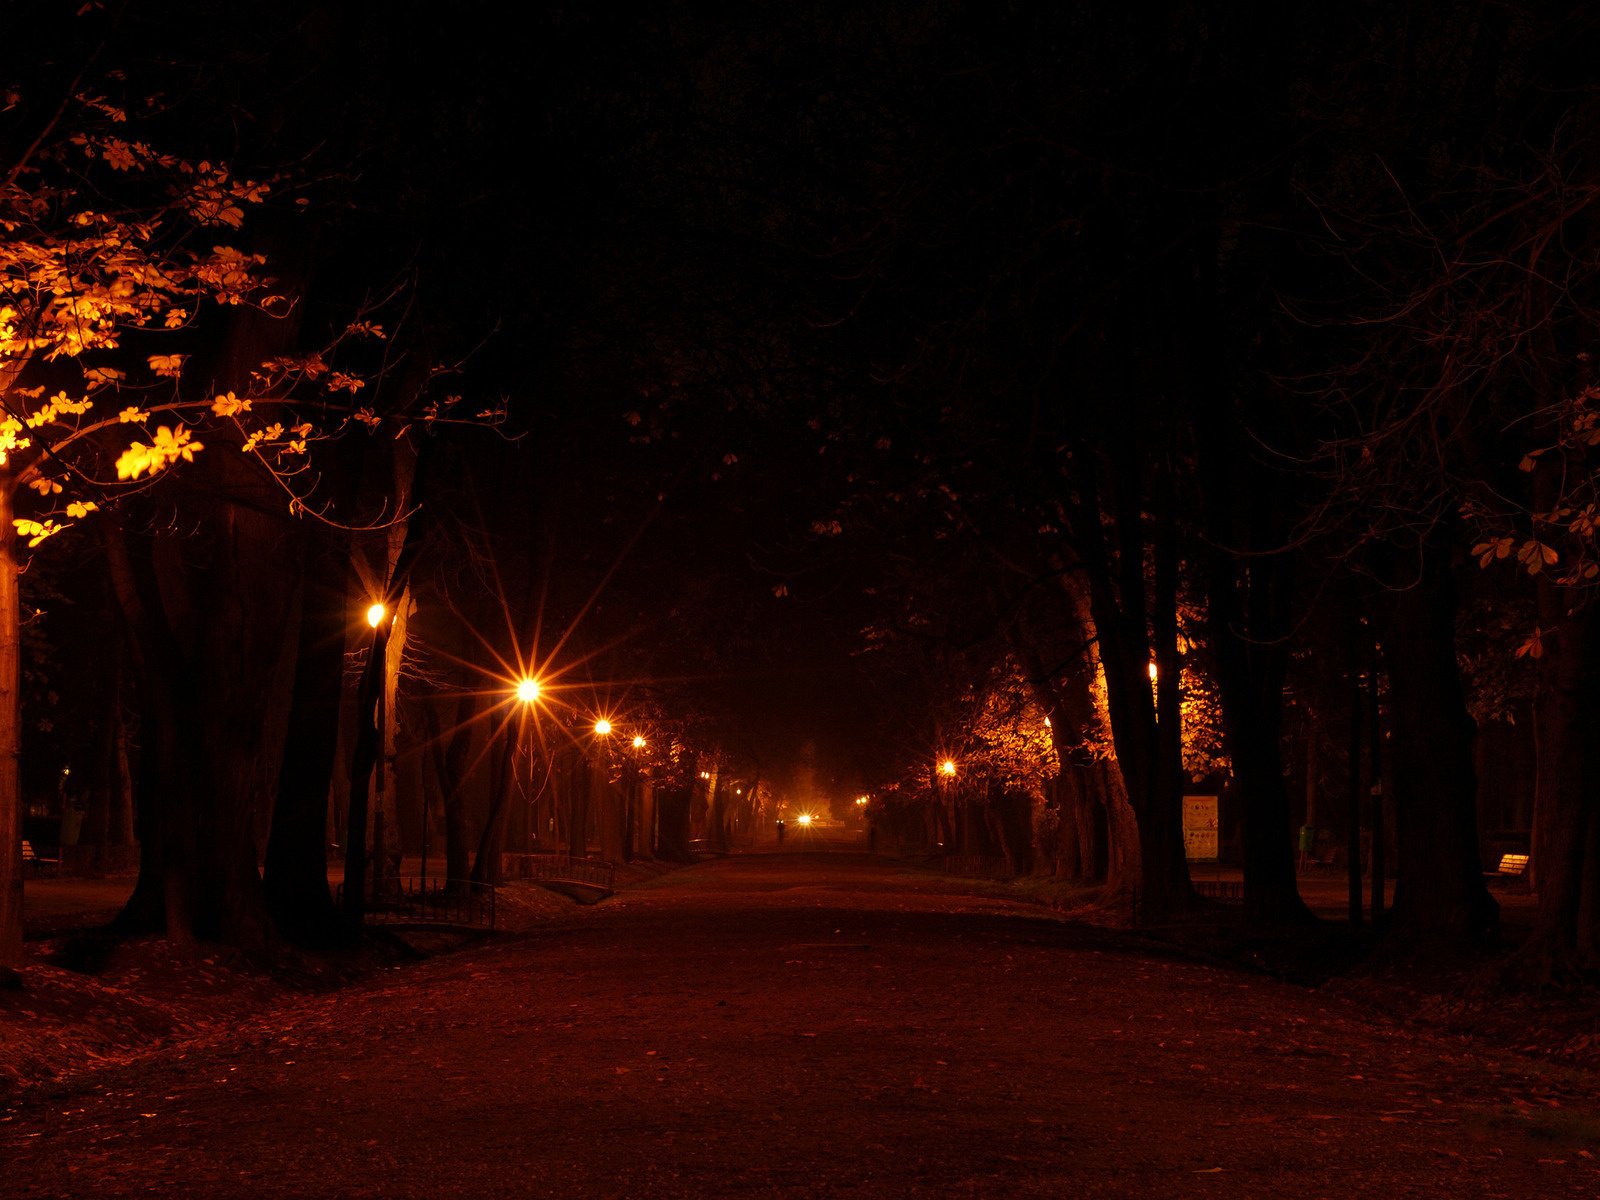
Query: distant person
776 818 786 845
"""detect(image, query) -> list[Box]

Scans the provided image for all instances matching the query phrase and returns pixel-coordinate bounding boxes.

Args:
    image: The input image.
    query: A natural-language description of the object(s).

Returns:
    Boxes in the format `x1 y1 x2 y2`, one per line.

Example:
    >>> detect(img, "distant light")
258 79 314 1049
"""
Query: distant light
1147 661 1159 681
736 788 742 795
796 813 813 826
939 759 957 777
516 678 541 704
1043 715 1052 728
366 602 387 628
855 795 868 805
594 718 612 736
632 735 646 750
700 771 711 780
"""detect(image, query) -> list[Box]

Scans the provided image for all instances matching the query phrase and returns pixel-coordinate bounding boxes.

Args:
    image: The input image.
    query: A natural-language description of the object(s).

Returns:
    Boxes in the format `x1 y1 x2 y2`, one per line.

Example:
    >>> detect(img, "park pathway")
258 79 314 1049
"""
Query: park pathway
2 853 1595 1197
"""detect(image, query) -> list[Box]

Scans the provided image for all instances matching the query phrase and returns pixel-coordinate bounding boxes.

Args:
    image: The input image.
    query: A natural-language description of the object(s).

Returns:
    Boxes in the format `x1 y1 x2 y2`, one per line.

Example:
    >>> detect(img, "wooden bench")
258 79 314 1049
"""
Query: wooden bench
1485 852 1530 887
21 839 60 875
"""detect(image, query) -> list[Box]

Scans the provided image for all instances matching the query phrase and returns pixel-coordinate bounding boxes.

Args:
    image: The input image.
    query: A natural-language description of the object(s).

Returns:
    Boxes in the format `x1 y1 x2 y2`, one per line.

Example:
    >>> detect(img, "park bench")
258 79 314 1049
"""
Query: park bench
21 839 60 876
1485 852 1530 889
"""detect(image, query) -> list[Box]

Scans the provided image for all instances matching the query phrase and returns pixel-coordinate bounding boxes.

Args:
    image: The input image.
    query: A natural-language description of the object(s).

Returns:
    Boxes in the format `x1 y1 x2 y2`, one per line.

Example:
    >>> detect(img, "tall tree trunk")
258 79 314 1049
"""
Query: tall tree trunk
1195 380 1314 928
470 718 520 885
597 748 625 862
656 782 692 860
264 527 349 943
706 765 729 853
1523 597 1600 973
0 485 21 971
1380 533 1497 944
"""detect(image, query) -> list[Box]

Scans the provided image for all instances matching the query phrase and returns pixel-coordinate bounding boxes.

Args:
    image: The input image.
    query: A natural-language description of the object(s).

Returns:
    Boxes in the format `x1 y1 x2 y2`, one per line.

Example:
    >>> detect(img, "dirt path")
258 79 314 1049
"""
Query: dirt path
3 854 1595 1197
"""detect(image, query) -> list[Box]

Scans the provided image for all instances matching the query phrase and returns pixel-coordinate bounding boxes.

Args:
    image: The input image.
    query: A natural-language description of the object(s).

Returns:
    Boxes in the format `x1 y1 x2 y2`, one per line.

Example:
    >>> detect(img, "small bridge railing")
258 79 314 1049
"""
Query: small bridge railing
337 876 497 930
1193 879 1244 903
506 853 616 891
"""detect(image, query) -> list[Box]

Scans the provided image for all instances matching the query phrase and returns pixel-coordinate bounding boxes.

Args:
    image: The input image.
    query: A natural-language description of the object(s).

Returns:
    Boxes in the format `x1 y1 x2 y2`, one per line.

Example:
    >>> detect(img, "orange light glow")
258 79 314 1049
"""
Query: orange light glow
366 602 386 628
632 734 646 750
594 718 613 736
796 813 813 827
939 759 957 777
516 678 541 704
1147 661 1159 681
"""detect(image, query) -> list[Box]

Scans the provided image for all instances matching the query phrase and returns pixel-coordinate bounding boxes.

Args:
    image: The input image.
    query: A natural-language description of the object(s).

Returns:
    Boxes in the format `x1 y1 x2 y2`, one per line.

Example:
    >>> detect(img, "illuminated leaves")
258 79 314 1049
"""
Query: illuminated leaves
148 354 187 378
210 391 251 418
115 426 203 481
1472 538 1515 568
12 519 63 548
1516 628 1545 660
1515 540 1559 575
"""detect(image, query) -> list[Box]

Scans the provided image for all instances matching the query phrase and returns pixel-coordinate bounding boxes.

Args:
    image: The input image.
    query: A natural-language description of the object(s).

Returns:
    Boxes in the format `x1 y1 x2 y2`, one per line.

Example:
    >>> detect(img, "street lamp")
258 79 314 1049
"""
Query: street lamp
516 677 541 704
631 734 646 750
593 717 612 737
940 758 957 778
346 596 392 922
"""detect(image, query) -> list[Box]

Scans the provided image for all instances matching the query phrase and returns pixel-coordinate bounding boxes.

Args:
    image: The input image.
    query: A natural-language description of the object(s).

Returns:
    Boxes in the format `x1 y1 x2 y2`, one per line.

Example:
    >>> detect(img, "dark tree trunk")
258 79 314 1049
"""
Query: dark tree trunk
470 718 520 885
655 783 693 860
1069 450 1191 915
1380 533 1498 944
1194 375 1314 928
264 526 349 944
1523 597 1600 973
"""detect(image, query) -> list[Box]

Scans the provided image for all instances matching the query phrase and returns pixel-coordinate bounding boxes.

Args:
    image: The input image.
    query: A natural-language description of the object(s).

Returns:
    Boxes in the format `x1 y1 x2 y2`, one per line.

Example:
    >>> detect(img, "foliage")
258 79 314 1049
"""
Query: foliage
0 83 406 546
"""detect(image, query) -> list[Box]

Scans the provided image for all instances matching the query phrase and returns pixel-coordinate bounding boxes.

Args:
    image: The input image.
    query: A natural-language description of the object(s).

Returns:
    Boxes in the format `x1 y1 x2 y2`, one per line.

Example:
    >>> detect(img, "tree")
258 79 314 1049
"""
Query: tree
0 78 284 964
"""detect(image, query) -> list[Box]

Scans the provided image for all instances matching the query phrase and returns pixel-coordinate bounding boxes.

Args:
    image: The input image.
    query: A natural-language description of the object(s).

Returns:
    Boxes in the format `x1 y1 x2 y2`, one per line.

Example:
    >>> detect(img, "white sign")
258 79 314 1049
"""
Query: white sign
1183 795 1218 861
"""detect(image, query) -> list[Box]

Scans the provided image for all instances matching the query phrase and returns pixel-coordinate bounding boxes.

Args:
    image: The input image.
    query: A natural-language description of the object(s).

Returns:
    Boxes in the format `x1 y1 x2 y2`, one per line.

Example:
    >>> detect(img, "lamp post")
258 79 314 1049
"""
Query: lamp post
515 679 541 856
628 733 646 858
938 757 958 852
343 600 389 922
592 716 616 861
370 602 395 899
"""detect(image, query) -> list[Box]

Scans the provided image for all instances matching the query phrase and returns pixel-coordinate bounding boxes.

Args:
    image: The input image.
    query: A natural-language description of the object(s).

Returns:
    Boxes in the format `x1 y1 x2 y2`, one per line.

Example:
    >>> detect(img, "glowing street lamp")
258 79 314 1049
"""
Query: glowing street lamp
366 601 387 628
939 758 958 778
631 734 646 750
795 813 813 827
593 718 613 737
516 677 542 704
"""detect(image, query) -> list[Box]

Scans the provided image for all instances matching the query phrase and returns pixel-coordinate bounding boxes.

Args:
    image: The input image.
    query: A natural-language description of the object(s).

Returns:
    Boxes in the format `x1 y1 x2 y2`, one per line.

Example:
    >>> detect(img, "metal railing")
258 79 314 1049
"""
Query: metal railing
337 876 497 930
1193 879 1244 903
506 853 616 891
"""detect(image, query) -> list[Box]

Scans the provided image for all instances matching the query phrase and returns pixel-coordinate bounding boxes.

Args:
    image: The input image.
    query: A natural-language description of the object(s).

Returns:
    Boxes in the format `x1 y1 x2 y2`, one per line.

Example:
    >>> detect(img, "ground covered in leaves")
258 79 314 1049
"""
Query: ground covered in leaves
4 853 1598 1197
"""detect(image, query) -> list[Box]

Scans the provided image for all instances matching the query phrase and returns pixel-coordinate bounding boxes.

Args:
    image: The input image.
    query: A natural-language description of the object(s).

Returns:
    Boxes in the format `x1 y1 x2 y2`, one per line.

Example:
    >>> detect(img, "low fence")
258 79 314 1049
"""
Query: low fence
504 853 616 891
337 876 497 931
937 854 1015 880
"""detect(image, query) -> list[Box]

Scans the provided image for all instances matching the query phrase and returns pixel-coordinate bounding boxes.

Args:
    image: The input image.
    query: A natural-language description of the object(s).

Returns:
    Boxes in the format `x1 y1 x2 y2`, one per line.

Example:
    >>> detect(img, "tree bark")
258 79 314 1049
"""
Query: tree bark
1380 533 1498 944
264 526 349 943
1523 596 1600 973
0 484 21 970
